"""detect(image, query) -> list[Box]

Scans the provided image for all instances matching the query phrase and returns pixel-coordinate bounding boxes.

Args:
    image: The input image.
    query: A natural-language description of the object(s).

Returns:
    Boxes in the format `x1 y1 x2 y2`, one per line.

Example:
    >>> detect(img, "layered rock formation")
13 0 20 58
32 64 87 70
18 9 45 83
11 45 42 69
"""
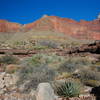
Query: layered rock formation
23 15 100 40
0 41 100 56
0 15 100 40
67 40 100 54
0 20 21 32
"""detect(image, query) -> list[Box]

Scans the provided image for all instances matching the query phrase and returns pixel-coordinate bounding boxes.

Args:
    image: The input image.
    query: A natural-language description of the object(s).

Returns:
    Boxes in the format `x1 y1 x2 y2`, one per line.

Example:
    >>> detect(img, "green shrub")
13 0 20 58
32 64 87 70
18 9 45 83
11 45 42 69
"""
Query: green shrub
80 69 100 81
33 45 47 50
56 72 72 80
54 80 81 97
58 61 77 73
0 54 19 65
58 57 92 73
17 54 65 92
95 62 100 66
20 55 42 68
17 64 56 92
96 66 100 72
38 40 59 49
83 80 100 87
20 54 64 68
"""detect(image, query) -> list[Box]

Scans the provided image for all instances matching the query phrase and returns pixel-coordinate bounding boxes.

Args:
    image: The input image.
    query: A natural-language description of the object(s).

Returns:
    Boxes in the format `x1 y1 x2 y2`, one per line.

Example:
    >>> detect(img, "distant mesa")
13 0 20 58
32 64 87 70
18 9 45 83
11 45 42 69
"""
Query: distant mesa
0 15 100 40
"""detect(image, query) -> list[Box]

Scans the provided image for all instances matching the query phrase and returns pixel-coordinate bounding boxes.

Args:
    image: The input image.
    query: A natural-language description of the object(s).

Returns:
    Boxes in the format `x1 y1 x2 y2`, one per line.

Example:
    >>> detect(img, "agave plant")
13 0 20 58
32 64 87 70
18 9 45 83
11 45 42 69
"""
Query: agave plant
54 80 81 98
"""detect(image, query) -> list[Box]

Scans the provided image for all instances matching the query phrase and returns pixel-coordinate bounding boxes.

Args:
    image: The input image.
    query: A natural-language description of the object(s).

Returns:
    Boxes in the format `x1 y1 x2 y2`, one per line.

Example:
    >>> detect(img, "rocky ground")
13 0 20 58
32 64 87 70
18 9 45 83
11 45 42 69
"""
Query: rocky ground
0 41 100 100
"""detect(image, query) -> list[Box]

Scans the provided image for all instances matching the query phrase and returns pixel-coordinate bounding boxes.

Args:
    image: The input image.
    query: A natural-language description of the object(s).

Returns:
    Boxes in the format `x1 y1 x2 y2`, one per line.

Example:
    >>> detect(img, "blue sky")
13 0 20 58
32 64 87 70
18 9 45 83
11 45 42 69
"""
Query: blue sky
0 0 100 24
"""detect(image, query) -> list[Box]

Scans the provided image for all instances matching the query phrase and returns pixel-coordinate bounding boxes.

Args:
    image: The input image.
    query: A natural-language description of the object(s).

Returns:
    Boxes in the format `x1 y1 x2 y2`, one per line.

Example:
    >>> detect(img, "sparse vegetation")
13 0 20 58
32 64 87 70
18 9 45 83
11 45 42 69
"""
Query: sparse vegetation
56 72 72 80
0 33 99 99
17 64 56 92
54 79 82 97
20 53 64 69
38 40 59 49
0 54 19 65
5 64 20 74
58 56 92 73
16 53 66 92
80 69 100 81
83 80 100 87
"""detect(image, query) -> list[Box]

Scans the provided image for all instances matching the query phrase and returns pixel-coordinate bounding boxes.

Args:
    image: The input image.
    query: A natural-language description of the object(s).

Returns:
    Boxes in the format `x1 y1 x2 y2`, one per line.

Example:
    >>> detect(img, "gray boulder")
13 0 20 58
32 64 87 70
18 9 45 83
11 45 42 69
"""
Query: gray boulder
36 83 57 100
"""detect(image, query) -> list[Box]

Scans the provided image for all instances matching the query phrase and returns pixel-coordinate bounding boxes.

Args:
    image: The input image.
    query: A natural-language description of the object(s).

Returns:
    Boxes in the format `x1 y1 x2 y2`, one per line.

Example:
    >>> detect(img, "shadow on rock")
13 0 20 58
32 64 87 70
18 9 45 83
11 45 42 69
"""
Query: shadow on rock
90 86 100 100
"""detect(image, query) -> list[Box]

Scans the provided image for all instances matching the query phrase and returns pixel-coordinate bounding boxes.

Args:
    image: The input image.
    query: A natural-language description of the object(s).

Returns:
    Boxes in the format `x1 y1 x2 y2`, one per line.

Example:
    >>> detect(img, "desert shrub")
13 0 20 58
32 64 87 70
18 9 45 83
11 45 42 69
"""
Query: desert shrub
94 62 100 72
96 66 100 72
33 45 47 50
58 57 92 73
14 41 27 45
56 72 72 80
38 40 59 49
80 69 100 81
58 60 77 73
54 79 81 97
83 80 100 87
17 64 56 92
39 53 64 67
20 55 43 68
0 54 19 65
20 54 64 68
16 54 64 92
5 64 20 74
95 62 100 66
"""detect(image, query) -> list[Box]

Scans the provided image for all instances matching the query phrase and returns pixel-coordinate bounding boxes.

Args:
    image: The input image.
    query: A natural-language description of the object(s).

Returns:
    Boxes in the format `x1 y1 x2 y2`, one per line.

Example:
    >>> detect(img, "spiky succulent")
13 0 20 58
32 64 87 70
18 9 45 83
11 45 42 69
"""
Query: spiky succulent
55 81 81 97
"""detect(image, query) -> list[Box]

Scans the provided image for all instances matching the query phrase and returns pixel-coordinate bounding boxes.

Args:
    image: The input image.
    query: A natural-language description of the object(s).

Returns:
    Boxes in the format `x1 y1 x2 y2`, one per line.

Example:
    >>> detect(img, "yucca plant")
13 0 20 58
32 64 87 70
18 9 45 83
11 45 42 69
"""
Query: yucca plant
54 81 81 98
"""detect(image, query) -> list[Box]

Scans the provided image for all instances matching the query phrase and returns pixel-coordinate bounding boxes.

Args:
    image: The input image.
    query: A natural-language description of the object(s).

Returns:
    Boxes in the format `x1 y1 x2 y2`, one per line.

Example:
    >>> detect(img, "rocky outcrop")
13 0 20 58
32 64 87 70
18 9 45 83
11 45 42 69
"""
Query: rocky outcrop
67 40 100 54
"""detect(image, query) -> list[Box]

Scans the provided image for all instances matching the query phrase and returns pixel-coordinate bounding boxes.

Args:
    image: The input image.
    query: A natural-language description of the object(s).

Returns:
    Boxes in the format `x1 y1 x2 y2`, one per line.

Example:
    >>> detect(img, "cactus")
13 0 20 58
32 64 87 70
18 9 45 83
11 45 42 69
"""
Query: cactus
55 81 81 97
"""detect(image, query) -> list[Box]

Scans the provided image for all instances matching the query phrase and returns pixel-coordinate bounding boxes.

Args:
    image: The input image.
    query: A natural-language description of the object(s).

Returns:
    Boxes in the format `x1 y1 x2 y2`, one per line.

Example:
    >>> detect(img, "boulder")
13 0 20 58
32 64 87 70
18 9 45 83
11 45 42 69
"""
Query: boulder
36 83 57 100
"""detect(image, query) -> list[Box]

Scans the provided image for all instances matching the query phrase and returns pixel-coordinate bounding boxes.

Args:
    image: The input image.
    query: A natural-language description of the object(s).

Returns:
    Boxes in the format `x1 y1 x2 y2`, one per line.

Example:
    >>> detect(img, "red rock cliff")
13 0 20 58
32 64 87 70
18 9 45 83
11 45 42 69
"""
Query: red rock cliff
0 20 21 32
0 15 100 40
24 15 100 40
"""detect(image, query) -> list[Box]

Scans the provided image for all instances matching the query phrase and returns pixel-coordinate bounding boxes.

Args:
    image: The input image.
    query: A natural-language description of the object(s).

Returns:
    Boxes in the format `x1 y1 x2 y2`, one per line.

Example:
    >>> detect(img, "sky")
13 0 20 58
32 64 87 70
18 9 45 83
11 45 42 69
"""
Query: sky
0 0 100 24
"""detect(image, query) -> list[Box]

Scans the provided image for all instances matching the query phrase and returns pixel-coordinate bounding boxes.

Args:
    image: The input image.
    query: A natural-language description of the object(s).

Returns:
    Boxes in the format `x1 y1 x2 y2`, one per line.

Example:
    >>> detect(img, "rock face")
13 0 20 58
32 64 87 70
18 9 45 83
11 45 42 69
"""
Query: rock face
0 20 21 32
36 83 57 100
90 86 100 100
67 40 100 54
0 72 18 94
0 15 100 40
24 15 100 40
